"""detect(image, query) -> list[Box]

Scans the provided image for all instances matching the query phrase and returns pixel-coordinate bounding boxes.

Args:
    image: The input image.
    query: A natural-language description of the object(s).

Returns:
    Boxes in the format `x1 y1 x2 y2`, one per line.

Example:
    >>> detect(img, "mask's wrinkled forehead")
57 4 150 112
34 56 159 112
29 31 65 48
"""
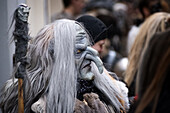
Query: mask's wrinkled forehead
75 23 90 49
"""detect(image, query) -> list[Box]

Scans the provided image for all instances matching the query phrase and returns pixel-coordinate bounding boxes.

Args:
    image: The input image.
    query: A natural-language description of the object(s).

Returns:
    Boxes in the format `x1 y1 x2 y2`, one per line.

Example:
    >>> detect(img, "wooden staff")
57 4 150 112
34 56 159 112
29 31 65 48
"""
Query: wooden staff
12 4 30 113
18 79 24 113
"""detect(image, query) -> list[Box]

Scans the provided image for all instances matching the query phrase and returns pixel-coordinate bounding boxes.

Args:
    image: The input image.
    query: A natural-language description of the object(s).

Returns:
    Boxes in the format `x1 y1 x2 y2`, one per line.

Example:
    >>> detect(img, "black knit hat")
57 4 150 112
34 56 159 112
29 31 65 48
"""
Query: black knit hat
76 15 109 44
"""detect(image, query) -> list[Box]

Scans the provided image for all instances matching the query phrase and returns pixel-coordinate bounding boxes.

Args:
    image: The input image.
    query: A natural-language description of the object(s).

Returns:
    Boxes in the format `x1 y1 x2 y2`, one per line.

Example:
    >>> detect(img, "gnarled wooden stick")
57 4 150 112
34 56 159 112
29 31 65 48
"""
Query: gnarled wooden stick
12 4 30 113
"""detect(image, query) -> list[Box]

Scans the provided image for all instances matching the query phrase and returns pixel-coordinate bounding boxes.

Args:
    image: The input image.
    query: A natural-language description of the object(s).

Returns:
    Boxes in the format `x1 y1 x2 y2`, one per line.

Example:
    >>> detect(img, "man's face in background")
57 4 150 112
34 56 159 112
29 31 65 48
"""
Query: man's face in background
92 39 105 55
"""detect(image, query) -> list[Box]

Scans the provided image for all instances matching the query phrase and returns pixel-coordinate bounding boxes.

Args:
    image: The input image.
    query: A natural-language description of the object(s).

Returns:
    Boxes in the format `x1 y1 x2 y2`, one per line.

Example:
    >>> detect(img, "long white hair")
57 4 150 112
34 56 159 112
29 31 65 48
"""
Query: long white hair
45 19 78 112
91 63 129 112
1 19 81 113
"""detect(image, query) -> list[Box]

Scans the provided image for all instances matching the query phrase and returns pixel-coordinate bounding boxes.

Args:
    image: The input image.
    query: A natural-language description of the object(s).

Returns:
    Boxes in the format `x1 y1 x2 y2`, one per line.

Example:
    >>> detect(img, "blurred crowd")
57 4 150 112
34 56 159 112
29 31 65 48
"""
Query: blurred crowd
51 0 170 112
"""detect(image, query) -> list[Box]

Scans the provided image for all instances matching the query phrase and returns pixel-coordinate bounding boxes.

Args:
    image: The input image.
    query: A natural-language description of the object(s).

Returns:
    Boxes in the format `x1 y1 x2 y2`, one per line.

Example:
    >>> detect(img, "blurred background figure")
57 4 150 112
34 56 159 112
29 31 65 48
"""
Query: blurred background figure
125 0 170 98
84 0 114 17
113 1 132 57
126 0 169 54
51 0 86 21
131 29 170 113
124 12 170 100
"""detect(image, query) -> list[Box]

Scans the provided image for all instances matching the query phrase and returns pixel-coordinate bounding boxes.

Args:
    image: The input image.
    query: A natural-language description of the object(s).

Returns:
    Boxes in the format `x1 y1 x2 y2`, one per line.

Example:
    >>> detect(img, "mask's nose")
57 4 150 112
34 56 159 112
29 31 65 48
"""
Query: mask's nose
85 47 103 74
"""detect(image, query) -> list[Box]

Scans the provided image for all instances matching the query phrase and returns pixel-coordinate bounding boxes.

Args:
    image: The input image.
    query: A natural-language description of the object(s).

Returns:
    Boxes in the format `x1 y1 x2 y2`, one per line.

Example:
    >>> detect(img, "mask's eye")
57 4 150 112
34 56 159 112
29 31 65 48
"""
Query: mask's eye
75 49 83 59
21 7 24 11
77 49 82 54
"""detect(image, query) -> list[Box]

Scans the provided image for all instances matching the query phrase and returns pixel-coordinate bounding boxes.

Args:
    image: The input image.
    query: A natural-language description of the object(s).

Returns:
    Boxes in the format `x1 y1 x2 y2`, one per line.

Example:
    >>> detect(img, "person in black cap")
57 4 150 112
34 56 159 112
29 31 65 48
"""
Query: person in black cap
76 15 110 55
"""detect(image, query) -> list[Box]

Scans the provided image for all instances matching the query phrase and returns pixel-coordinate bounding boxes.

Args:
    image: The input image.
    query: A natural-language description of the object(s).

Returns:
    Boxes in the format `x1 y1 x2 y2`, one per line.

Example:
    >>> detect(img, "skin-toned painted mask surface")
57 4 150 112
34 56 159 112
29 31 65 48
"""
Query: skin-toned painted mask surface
75 23 103 80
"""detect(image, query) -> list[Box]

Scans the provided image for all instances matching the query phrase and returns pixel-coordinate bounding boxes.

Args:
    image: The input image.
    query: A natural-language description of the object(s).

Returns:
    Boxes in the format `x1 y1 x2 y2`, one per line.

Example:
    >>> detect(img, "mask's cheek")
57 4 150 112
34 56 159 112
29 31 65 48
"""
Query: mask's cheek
79 59 95 80
75 52 94 80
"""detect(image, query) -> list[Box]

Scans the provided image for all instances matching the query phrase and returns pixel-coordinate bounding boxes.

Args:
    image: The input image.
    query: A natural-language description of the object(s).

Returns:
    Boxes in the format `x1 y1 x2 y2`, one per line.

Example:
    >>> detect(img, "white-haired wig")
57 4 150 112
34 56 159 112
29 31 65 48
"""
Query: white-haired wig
1 19 80 113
